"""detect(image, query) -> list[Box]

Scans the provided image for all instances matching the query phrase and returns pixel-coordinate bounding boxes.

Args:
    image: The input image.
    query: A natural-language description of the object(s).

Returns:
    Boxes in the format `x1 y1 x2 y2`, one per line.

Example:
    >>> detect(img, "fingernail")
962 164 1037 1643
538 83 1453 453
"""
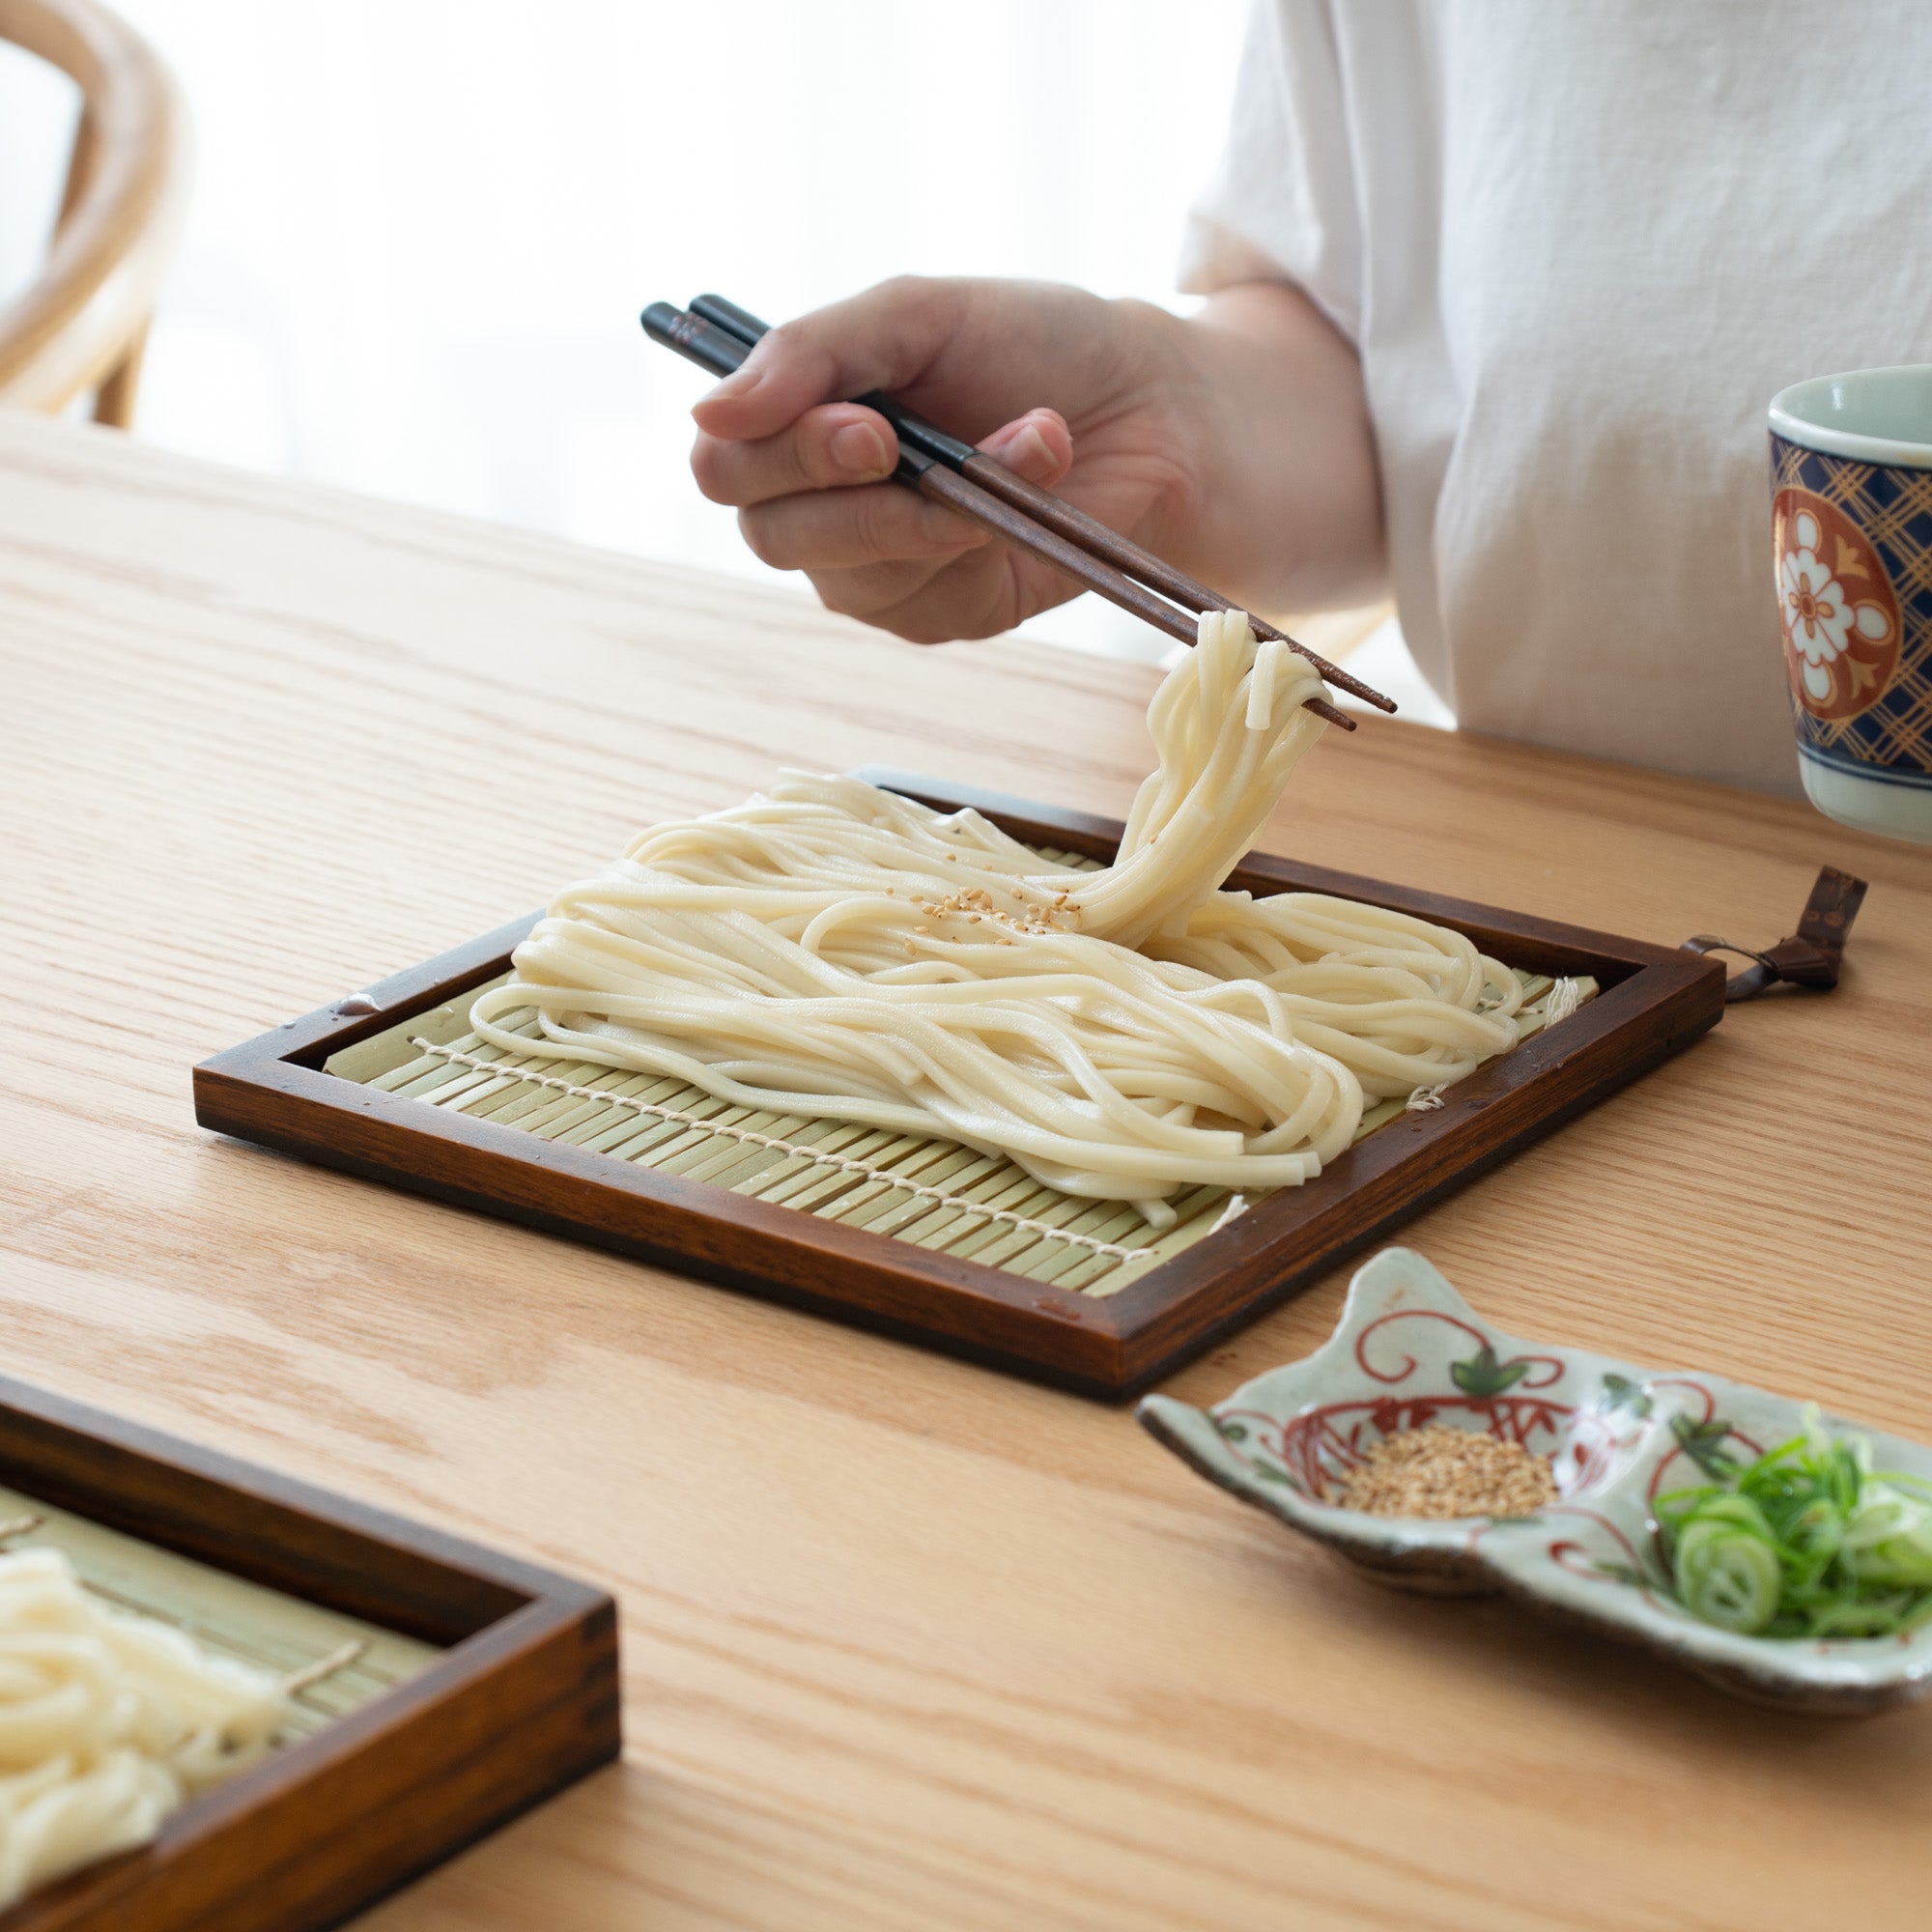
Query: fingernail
700 369 758 406
1010 422 1054 472
830 420 889 476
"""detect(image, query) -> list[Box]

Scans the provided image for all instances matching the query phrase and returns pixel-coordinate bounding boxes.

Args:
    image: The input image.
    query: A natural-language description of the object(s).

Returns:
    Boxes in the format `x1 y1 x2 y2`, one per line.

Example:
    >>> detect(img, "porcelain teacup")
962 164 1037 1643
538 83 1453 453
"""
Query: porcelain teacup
1768 365 1932 842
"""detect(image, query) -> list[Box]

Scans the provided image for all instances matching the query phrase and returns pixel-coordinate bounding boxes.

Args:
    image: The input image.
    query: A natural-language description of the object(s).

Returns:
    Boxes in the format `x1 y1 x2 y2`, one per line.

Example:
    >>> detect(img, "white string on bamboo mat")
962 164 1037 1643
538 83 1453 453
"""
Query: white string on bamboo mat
410 1039 1161 1264
1543 976 1582 1027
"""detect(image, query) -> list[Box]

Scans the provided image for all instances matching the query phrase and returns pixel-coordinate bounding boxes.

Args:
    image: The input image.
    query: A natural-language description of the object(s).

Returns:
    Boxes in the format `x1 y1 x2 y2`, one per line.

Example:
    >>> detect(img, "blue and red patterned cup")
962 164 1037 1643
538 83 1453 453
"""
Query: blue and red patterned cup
1769 367 1932 842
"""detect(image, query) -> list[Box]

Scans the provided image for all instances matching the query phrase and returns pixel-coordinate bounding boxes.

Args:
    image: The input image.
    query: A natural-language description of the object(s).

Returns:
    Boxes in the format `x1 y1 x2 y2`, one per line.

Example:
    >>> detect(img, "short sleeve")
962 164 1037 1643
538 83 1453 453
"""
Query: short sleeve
1178 0 1364 343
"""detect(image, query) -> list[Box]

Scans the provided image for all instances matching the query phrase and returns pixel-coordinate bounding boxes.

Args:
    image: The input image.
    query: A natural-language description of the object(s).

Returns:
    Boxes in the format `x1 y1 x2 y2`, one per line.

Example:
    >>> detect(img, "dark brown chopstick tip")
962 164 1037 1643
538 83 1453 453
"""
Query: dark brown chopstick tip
1264 632 1395 712
1306 696 1356 730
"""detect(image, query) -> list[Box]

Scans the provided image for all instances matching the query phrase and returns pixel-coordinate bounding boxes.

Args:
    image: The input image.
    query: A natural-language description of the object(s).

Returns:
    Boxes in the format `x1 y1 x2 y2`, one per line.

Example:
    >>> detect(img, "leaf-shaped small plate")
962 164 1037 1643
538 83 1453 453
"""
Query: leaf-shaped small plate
1138 1248 1932 1713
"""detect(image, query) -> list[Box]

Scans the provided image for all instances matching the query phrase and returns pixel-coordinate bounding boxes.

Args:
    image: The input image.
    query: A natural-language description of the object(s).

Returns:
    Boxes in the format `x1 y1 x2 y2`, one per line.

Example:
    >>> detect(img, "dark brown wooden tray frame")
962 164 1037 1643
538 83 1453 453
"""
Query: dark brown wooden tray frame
0 1377 618 1932
195 770 1724 1402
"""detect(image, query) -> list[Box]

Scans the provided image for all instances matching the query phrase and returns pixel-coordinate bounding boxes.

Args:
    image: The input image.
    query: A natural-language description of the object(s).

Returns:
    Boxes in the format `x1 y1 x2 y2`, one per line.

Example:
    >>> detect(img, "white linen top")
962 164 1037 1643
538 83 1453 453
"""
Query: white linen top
1180 0 1932 793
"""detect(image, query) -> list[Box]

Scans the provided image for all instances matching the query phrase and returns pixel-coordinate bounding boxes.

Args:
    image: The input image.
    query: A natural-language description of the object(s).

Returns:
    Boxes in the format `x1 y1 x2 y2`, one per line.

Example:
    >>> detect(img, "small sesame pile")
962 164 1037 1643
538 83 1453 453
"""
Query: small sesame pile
1335 1423 1557 1520
908 883 1083 939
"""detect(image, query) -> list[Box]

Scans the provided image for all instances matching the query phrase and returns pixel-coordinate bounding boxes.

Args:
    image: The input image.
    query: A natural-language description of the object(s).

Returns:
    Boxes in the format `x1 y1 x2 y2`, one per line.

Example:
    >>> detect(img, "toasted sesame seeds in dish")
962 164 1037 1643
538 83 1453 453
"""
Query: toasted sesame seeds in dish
1336 1424 1558 1520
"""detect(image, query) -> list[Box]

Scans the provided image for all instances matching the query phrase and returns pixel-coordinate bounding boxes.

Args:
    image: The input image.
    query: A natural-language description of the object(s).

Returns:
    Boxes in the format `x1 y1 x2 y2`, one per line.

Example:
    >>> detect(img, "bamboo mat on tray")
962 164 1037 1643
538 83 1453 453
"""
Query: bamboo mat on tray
327 847 1592 1298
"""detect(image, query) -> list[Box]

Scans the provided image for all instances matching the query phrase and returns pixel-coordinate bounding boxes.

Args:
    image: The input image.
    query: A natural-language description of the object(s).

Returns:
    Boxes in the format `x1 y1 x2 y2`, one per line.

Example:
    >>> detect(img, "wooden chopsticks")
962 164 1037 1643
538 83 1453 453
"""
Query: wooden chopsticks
641 298 1396 730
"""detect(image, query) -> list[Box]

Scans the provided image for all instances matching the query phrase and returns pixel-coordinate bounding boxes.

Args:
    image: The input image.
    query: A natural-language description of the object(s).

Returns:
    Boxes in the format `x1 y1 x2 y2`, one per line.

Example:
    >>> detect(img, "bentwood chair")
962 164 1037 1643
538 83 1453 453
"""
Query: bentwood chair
0 0 186 427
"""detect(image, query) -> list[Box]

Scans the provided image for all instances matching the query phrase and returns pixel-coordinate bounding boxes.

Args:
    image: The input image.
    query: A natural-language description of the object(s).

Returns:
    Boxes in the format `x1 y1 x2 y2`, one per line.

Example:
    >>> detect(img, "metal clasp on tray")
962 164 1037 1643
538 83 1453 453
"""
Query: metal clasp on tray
1683 864 1868 1003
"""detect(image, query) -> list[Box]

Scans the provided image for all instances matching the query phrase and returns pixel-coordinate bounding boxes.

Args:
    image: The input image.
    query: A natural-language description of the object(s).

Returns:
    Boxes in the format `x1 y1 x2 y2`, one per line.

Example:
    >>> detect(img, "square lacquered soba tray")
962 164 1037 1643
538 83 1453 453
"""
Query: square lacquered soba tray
0 1376 617 1932
193 771 1726 1400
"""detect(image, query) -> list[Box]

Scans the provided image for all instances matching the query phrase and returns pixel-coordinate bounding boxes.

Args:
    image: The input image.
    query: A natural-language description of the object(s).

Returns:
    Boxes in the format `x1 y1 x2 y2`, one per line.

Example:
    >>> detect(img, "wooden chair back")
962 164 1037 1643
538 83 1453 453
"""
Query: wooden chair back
0 0 186 427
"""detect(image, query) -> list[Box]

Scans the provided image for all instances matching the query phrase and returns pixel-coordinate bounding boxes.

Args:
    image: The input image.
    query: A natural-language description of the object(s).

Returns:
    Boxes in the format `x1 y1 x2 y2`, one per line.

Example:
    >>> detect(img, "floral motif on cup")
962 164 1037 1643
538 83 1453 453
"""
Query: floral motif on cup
1773 487 1900 721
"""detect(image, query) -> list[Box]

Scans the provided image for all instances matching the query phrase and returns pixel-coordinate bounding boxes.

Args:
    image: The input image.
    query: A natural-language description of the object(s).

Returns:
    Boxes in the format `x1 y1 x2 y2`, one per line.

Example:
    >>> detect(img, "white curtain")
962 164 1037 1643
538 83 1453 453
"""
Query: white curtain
4 2 1257 660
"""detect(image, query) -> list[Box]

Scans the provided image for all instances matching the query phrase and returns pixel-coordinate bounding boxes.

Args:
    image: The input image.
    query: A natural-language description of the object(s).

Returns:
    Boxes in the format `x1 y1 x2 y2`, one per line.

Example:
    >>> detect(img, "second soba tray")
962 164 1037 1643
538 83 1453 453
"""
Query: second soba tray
193 772 1725 1398
0 1375 616 1931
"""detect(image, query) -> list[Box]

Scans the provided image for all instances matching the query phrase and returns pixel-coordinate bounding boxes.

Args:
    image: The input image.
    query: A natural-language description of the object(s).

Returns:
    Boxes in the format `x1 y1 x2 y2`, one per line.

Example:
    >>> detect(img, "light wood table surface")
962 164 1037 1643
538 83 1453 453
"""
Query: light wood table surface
6 409 1932 1931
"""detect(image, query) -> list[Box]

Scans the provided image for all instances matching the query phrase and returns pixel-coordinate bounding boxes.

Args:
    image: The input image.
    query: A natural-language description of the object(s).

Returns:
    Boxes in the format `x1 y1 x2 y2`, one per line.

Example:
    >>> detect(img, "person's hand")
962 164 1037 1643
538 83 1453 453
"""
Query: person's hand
689 278 1206 642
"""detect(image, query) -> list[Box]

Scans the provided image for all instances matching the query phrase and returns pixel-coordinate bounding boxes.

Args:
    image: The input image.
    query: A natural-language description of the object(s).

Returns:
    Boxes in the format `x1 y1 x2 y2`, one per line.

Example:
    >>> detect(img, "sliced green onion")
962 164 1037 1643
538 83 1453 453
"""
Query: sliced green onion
1672 1503 1781 1634
1657 1406 1932 1640
1842 1483 1932 1589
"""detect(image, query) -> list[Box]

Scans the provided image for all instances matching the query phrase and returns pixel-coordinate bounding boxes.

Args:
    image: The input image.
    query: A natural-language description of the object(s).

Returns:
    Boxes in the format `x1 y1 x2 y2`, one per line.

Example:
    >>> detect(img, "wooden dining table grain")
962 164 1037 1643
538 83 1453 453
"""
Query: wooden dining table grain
5 406 1932 1931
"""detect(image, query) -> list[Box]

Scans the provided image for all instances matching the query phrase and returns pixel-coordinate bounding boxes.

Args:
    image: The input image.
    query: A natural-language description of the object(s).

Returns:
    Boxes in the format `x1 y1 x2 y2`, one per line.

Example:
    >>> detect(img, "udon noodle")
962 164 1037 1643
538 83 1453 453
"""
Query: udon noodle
473 611 1520 1220
0 1548 286 1907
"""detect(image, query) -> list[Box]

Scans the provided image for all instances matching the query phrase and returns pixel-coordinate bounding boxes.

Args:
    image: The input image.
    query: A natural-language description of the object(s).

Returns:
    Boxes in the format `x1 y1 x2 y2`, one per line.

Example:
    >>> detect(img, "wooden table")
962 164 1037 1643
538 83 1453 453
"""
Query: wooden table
5 409 1931 1931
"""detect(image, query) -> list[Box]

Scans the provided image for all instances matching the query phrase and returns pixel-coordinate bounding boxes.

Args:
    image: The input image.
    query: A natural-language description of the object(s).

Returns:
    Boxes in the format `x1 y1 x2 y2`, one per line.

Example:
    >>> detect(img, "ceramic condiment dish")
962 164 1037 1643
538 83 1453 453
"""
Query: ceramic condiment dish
1139 1248 1932 1712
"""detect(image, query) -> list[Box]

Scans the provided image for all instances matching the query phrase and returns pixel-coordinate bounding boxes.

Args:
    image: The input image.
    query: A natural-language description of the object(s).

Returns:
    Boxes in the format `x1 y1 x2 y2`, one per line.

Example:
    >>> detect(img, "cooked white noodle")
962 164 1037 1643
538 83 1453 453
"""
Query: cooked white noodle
474 611 1520 1213
0 1549 286 1907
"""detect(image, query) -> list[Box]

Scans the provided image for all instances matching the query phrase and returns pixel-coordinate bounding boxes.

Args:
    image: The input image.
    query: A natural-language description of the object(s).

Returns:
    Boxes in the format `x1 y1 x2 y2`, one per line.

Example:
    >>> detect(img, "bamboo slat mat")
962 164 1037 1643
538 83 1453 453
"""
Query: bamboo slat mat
0 1485 439 1742
327 853 1593 1298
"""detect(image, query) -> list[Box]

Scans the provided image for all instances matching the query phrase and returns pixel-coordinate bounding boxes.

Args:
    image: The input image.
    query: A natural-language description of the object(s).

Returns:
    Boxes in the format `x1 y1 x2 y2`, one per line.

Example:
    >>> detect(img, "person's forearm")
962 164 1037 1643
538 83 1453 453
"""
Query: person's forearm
1140 283 1387 613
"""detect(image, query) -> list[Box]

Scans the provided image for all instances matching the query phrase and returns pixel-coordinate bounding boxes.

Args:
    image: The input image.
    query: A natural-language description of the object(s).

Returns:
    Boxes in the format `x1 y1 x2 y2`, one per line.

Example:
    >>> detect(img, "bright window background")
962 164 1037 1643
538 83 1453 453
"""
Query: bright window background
0 0 1439 708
